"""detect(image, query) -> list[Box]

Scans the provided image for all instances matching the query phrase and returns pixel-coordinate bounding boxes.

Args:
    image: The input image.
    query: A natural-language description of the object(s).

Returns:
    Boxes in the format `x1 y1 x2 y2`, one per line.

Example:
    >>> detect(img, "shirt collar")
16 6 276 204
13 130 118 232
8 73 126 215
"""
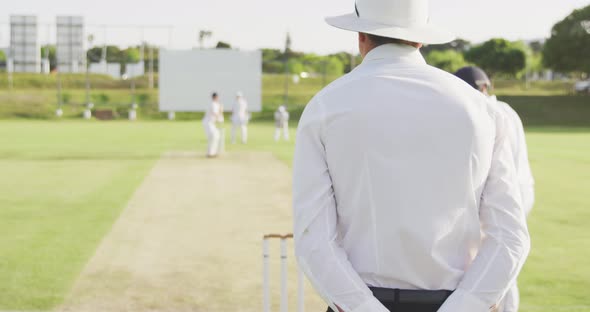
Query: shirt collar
362 43 426 65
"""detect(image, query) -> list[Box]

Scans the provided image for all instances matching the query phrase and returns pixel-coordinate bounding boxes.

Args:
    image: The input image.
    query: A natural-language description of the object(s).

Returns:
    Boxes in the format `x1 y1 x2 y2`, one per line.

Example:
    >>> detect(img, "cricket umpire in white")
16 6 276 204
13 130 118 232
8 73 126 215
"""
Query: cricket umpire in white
292 0 531 312
455 66 535 217
456 66 535 312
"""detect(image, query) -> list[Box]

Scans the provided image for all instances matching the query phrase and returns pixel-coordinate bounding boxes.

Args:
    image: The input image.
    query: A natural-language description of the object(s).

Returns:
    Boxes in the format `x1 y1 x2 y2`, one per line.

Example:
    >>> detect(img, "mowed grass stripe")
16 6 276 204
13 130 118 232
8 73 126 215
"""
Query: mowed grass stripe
0 159 155 310
0 121 206 310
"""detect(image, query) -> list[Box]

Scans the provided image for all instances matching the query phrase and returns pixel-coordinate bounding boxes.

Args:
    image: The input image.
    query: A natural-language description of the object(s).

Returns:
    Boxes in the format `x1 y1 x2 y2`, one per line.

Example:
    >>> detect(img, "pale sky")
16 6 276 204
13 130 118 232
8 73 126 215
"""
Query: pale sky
2 0 589 54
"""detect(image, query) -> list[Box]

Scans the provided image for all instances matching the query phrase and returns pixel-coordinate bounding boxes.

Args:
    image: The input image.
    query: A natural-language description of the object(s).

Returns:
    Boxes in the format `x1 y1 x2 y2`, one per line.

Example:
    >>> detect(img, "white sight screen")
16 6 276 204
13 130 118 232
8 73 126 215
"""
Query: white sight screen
56 16 85 73
10 15 40 73
159 49 262 112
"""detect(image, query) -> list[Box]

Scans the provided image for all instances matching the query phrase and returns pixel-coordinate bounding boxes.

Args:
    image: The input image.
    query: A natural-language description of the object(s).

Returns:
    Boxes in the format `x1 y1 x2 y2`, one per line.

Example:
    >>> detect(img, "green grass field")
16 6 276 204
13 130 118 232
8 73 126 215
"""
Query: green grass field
519 129 590 310
0 120 589 311
0 121 295 310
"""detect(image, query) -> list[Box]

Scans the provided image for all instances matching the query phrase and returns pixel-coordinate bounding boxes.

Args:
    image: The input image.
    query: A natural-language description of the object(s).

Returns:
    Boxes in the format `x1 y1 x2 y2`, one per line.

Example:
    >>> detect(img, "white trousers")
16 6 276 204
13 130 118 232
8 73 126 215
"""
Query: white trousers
274 123 289 142
204 122 221 156
231 122 248 144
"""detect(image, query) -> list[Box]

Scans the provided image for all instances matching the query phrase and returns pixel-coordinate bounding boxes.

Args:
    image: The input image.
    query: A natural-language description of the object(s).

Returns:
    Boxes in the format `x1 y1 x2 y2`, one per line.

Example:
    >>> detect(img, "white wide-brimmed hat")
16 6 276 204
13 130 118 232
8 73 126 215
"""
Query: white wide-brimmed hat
326 0 455 44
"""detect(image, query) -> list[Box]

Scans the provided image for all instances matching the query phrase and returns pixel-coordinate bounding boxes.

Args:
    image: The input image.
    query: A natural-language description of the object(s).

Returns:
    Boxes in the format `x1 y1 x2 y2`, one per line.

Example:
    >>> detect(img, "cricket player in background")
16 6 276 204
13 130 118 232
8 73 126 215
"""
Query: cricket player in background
456 66 535 312
274 105 290 142
231 92 250 144
203 92 223 158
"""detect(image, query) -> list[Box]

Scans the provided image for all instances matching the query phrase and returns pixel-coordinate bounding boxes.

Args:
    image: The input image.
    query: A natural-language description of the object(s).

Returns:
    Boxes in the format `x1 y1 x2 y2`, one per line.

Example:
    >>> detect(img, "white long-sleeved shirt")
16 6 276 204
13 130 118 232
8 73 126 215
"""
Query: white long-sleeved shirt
292 44 531 312
491 96 535 215
490 97 535 312
203 101 222 125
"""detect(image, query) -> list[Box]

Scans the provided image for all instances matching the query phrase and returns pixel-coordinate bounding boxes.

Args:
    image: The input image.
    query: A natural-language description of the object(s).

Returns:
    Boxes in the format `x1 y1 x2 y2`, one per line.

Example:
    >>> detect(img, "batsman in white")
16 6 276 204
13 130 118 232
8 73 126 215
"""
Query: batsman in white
455 66 535 312
274 105 290 141
231 92 250 144
202 92 223 158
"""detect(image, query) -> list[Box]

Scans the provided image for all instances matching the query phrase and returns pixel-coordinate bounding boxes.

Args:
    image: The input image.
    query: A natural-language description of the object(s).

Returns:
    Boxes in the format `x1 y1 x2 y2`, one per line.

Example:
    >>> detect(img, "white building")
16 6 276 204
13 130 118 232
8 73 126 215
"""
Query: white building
125 62 145 78
89 60 121 79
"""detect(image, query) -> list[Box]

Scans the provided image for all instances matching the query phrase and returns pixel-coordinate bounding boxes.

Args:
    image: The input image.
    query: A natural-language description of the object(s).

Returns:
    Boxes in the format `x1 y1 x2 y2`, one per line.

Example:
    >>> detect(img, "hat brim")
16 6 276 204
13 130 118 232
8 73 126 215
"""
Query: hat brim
325 13 455 45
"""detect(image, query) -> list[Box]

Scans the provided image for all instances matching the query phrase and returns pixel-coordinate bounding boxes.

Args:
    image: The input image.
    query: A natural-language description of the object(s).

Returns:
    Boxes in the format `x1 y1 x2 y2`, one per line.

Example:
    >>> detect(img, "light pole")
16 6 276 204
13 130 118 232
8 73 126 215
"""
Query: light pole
198 30 212 49
127 69 138 121
55 39 63 118
42 23 50 74
101 25 107 73
148 45 154 89
7 56 13 90
322 59 328 87
7 44 13 90
56 65 63 117
283 32 292 108
84 34 94 119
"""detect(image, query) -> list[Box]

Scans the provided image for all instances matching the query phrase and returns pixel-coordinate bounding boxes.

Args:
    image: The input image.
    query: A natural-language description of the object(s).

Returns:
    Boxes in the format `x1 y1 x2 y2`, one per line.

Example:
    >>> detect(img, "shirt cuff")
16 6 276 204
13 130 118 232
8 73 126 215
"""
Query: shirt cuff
437 289 492 312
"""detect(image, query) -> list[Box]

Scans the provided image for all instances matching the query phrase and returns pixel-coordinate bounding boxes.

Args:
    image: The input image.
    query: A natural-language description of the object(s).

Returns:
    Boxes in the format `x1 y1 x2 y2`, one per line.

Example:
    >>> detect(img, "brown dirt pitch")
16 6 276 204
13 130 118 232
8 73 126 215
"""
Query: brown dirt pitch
57 151 325 312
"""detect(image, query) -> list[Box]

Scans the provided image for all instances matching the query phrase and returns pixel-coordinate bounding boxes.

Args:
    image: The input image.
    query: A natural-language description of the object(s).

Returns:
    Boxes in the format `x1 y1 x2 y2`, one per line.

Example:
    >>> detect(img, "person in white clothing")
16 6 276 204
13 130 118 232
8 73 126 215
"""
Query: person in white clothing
292 1 530 312
231 92 250 144
455 66 535 215
203 92 223 158
456 66 535 312
274 105 290 141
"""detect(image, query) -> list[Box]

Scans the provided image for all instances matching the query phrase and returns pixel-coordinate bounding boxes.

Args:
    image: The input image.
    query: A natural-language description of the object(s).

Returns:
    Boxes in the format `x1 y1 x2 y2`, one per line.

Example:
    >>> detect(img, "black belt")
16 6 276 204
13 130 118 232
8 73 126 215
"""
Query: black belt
370 287 453 305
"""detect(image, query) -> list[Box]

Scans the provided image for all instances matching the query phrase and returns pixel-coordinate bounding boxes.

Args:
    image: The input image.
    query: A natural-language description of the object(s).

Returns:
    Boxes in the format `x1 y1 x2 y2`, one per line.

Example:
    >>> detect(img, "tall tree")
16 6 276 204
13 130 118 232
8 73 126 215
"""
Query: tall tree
323 56 345 76
528 41 544 54
328 52 362 73
464 38 527 77
285 32 292 54
87 47 103 63
425 50 468 73
261 48 283 73
123 47 141 63
286 59 304 74
421 39 471 55
40 45 57 71
543 4 590 75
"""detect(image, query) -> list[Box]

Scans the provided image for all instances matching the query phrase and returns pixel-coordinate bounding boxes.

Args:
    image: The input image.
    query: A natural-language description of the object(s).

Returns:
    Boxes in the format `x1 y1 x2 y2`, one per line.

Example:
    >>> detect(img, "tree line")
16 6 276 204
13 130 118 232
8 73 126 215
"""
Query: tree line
0 4 587 78
253 4 589 79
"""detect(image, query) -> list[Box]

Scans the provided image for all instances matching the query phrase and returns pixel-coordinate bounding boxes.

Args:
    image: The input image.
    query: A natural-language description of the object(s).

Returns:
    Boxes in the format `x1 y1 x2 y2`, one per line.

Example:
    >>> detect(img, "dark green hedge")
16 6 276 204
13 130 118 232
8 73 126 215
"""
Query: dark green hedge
500 96 590 127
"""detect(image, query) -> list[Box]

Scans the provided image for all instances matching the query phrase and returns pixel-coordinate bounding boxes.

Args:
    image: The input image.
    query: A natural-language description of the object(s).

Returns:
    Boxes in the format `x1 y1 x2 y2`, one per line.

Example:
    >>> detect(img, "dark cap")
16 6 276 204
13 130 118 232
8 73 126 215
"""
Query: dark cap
454 66 491 91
